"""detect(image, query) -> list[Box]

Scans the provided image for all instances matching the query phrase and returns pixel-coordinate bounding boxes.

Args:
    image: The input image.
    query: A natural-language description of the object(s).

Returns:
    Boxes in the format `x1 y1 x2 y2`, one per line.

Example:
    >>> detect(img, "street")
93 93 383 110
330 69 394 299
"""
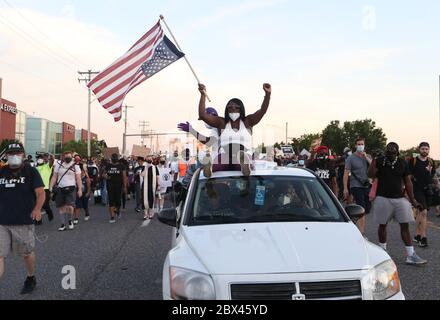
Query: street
0 197 439 300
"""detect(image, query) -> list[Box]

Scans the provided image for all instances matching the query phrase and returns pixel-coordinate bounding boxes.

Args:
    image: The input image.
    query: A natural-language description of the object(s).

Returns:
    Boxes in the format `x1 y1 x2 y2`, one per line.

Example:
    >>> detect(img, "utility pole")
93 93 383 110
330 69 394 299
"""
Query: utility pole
78 70 99 158
122 105 134 156
139 121 150 147
286 122 288 145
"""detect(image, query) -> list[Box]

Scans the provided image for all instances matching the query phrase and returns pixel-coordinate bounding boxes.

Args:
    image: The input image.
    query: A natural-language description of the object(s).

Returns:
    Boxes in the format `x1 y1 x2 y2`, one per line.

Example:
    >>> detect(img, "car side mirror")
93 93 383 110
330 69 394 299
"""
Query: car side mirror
345 204 365 222
158 208 178 228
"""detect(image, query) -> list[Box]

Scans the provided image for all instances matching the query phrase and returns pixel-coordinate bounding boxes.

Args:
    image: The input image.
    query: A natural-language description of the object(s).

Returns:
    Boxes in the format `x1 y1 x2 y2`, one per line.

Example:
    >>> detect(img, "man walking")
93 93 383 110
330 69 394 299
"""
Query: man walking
35 153 55 224
409 142 436 247
344 138 372 235
104 154 127 223
50 151 83 231
369 142 427 265
0 143 45 294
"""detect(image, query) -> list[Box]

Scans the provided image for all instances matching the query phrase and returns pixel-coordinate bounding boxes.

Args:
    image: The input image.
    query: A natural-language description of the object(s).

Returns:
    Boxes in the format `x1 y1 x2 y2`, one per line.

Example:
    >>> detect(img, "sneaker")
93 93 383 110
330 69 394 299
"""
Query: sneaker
109 218 116 224
406 253 428 266
419 237 428 248
68 221 74 230
84 215 90 221
35 220 43 226
238 151 251 177
73 219 79 225
413 235 421 244
58 225 66 232
135 208 141 213
20 276 36 295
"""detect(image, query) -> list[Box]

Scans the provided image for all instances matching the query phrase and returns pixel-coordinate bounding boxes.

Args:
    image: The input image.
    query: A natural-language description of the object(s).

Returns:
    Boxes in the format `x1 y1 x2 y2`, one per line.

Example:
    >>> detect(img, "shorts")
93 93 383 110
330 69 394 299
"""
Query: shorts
414 191 429 211
0 225 35 258
371 196 415 225
351 187 371 214
75 196 90 209
55 189 76 208
108 185 122 208
159 187 168 195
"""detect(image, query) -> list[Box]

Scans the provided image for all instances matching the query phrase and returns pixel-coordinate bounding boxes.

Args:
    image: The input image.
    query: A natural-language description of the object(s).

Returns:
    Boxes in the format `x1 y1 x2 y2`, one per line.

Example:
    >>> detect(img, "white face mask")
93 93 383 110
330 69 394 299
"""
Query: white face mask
37 159 44 165
347 151 353 156
356 145 365 153
299 160 305 166
229 113 240 122
8 155 23 168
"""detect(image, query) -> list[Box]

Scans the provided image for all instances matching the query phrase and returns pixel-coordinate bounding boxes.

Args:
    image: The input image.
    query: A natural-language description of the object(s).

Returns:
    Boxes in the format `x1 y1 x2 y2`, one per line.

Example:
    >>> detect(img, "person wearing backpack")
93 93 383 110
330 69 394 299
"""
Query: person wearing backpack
49 151 83 231
408 142 436 247
0 143 45 295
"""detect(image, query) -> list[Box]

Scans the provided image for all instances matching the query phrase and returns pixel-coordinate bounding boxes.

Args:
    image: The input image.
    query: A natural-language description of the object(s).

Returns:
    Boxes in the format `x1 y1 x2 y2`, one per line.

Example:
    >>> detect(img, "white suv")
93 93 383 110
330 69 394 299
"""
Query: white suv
159 167 405 300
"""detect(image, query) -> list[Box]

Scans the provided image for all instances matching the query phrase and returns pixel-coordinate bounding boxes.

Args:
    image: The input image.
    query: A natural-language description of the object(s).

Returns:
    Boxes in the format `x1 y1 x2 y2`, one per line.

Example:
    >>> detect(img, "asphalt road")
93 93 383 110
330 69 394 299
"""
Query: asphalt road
1 197 439 300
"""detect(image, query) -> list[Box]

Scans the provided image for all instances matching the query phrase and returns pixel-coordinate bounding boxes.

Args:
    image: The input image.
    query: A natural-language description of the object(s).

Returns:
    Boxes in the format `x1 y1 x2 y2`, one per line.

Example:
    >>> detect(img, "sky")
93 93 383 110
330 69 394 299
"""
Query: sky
0 0 440 157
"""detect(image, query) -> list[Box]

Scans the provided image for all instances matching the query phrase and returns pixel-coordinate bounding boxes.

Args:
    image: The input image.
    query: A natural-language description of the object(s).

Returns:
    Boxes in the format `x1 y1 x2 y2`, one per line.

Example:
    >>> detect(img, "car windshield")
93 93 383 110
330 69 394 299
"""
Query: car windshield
189 176 346 226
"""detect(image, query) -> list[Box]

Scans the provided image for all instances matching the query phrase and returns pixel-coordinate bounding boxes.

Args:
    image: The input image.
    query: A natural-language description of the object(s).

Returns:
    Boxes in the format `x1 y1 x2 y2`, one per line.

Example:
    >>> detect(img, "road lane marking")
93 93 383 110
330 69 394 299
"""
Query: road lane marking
141 220 151 228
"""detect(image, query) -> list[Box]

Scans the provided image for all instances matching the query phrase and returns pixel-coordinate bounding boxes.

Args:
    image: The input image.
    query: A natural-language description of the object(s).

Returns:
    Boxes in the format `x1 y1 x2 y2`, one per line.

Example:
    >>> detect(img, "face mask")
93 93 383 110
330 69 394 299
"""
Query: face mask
347 151 353 156
8 155 23 168
64 157 73 164
37 159 44 165
299 160 305 166
356 145 365 153
229 113 240 122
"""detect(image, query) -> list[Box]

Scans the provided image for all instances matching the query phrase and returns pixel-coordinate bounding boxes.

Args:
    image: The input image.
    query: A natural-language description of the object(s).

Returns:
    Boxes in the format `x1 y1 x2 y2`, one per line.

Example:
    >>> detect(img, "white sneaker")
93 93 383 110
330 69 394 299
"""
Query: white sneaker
68 222 74 230
58 225 66 232
109 218 116 224
84 215 90 221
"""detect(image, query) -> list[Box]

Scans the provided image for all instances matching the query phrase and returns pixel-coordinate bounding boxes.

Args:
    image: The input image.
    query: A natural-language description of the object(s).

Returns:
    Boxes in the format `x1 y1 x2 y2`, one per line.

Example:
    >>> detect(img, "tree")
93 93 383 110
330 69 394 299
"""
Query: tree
400 147 418 158
321 119 387 155
342 119 387 153
321 121 347 155
62 141 88 158
291 133 322 154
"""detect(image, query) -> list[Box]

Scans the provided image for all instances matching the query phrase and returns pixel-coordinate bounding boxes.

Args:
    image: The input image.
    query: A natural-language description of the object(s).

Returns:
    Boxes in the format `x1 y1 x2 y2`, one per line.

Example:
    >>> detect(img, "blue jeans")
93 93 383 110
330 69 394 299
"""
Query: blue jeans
100 181 108 205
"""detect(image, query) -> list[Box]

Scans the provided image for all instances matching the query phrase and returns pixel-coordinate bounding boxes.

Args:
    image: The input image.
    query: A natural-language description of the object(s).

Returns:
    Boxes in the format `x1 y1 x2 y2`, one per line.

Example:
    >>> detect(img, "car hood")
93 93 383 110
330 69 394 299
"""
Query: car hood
183 222 370 275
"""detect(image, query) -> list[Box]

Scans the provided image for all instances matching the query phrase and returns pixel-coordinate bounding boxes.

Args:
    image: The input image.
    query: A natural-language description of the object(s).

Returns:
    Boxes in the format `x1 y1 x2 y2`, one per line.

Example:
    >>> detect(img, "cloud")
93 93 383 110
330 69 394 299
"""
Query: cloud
60 4 76 19
189 0 288 30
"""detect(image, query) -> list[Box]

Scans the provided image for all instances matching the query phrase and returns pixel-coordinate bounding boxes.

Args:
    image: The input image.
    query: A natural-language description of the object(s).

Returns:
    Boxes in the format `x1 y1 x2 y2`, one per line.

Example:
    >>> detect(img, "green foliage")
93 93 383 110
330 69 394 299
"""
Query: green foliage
275 119 387 155
321 119 387 154
62 140 88 157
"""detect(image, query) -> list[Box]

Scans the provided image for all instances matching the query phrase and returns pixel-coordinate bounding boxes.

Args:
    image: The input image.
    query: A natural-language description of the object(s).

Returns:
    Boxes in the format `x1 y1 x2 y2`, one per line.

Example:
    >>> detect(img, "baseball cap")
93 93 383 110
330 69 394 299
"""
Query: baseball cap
5 143 25 154
343 147 351 153
317 146 329 153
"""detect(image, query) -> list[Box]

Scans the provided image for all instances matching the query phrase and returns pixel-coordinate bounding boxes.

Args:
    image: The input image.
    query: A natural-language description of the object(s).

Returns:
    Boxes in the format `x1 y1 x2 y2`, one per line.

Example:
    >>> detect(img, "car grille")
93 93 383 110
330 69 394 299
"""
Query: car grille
231 280 362 300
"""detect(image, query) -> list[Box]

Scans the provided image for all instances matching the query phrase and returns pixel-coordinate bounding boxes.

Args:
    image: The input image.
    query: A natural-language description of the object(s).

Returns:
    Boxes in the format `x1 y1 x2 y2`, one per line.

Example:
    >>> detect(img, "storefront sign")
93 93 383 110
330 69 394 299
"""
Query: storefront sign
0 103 18 115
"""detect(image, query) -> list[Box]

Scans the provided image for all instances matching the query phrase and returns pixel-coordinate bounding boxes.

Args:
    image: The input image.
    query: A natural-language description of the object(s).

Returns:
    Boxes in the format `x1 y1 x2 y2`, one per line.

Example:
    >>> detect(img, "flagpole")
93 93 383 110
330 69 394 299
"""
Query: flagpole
160 15 211 102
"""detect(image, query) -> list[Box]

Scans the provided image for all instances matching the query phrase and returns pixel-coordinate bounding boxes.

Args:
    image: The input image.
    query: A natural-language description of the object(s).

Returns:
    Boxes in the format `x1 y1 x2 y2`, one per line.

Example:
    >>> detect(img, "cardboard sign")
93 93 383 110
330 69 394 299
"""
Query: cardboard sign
103 147 120 160
281 145 295 155
131 145 150 158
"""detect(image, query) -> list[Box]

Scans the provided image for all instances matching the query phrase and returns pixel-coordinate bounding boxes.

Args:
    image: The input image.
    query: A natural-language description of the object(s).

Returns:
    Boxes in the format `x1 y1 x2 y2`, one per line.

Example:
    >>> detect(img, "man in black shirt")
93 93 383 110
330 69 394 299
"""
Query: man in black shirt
369 142 427 265
104 154 127 223
0 143 45 294
307 146 338 196
409 142 436 247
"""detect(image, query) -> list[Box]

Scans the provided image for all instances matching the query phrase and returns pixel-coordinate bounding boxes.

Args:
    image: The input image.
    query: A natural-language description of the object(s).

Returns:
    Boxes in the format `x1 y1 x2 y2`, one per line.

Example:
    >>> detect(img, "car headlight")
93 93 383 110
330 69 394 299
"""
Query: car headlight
170 267 216 300
366 260 401 300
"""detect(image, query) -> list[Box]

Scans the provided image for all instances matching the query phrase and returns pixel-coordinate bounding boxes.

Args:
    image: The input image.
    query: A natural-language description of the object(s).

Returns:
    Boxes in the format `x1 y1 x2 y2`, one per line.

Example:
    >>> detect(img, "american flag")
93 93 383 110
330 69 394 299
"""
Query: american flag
88 21 185 122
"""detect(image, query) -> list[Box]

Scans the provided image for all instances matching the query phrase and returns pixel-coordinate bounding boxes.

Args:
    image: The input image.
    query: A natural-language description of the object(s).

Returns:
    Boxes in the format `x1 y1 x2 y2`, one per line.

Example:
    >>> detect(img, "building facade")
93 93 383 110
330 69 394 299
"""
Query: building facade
0 78 18 142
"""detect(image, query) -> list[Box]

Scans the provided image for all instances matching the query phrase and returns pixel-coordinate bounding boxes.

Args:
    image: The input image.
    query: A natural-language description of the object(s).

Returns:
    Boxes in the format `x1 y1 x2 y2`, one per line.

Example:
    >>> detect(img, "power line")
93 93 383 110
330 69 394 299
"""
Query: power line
0 8 78 72
1 0 88 69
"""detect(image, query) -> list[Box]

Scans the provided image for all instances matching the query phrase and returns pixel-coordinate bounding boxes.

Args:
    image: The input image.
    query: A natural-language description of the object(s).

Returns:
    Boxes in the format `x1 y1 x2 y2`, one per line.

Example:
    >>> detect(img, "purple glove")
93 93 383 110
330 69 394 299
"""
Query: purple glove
177 122 191 133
